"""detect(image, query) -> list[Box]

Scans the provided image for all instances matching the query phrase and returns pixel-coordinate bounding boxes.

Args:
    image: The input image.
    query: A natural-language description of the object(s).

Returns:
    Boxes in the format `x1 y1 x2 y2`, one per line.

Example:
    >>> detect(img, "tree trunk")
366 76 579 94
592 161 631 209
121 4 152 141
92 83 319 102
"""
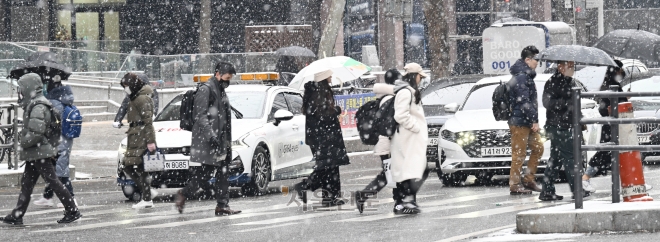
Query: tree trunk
317 0 346 59
423 0 450 80
199 0 211 54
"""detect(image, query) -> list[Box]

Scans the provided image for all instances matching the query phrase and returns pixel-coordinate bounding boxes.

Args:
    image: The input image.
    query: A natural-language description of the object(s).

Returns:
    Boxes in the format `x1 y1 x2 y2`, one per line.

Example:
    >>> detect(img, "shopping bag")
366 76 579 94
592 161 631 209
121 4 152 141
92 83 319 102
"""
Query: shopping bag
142 149 165 172
383 158 397 188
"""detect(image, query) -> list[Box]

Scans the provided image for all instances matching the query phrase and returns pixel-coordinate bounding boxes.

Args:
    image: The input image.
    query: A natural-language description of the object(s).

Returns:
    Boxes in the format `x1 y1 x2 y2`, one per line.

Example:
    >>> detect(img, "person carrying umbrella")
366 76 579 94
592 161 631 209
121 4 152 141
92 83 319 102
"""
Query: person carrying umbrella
294 70 351 207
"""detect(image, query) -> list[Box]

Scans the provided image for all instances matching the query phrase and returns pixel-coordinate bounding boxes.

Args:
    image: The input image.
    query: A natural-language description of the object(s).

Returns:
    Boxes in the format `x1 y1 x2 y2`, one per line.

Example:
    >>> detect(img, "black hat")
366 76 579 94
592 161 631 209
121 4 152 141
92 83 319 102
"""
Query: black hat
215 62 237 75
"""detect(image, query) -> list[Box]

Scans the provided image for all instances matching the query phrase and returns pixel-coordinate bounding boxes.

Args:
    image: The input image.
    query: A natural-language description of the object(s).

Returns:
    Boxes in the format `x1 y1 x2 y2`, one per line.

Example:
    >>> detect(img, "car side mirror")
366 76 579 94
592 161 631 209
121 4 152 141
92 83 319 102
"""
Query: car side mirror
581 99 597 109
444 103 460 113
274 109 294 126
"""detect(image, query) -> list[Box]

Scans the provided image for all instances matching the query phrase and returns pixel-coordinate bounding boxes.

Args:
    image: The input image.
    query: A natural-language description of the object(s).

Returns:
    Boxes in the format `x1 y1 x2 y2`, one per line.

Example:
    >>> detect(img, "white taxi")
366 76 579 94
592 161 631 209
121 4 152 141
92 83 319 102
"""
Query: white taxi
117 74 314 200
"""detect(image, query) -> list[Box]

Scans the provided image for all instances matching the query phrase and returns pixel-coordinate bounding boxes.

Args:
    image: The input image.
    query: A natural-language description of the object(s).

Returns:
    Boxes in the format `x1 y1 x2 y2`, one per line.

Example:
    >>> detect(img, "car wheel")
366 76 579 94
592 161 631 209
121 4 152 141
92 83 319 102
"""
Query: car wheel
242 146 271 196
121 183 142 201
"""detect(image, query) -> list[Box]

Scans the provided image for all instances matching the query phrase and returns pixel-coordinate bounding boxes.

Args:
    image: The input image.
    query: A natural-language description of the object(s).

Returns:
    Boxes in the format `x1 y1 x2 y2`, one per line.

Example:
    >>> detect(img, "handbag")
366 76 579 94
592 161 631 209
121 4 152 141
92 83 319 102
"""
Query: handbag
142 149 166 172
382 158 397 188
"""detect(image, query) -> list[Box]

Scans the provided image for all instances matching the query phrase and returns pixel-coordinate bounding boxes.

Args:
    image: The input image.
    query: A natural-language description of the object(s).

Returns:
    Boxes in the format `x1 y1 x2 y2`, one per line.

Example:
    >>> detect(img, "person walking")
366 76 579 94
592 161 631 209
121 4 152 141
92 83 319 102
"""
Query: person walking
389 63 428 214
354 69 400 213
540 60 587 201
175 62 241 216
582 60 628 193
0 73 81 225
294 70 351 207
112 73 159 129
507 46 543 195
33 77 78 208
120 73 158 209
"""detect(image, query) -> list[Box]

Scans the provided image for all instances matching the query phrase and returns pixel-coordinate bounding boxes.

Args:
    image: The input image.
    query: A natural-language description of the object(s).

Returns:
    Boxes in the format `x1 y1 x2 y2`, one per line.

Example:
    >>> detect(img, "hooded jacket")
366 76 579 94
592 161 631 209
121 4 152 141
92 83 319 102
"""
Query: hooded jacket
45 84 74 115
542 72 582 129
18 73 59 161
507 59 539 127
122 85 157 165
390 80 428 182
114 73 159 122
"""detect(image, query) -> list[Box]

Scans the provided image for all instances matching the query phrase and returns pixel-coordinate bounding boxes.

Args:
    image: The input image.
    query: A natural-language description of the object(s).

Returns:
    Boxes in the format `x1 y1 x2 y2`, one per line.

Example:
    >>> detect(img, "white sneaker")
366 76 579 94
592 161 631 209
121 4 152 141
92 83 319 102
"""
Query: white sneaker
132 200 154 209
645 184 653 191
33 197 55 207
582 180 597 193
57 198 78 208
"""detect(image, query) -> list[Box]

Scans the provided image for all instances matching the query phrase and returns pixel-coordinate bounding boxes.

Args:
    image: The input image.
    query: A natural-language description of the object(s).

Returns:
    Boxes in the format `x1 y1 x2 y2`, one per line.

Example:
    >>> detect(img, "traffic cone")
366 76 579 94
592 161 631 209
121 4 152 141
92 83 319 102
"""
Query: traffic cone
618 102 653 202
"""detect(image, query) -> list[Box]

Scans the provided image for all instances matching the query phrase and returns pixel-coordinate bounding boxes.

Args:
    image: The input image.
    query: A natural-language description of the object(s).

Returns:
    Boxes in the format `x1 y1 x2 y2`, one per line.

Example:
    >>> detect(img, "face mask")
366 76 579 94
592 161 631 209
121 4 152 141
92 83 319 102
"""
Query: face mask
124 87 132 95
614 75 623 82
221 81 230 88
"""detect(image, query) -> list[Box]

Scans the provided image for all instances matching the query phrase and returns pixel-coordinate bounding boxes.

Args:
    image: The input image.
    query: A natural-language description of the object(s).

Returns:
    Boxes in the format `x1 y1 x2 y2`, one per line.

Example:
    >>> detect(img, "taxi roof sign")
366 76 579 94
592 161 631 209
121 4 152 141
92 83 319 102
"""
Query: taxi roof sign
193 72 279 83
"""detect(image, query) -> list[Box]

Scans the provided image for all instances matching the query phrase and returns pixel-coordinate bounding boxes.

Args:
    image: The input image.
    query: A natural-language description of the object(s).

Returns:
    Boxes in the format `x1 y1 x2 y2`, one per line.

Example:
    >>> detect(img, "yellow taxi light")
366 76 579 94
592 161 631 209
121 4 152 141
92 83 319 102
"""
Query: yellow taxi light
238 72 279 81
193 74 212 83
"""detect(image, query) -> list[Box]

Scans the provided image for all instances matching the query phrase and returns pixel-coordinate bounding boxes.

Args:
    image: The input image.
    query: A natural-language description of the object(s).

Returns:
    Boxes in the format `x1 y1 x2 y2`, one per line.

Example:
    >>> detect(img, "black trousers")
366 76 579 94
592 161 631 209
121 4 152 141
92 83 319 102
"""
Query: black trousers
297 166 341 199
43 177 74 199
182 164 230 207
360 155 401 203
13 158 77 217
124 164 152 201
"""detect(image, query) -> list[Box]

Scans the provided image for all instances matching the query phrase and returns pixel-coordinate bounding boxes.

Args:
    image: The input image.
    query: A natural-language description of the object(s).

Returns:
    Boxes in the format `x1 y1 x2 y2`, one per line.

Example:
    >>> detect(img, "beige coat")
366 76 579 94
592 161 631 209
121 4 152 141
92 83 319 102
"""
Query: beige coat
372 83 394 156
390 84 428 182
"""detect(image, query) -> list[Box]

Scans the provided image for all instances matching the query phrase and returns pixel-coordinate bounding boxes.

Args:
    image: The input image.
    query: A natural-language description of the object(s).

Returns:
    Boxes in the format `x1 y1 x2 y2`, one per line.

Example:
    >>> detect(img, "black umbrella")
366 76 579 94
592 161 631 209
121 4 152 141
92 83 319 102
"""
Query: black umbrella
592 29 660 62
275 46 316 57
535 45 617 66
9 51 72 80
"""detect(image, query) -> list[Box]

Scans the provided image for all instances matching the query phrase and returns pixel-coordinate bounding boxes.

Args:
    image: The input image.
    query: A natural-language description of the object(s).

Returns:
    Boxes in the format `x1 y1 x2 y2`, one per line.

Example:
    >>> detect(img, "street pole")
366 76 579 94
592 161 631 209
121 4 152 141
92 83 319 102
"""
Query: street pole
610 86 621 203
572 87 583 209
575 0 588 45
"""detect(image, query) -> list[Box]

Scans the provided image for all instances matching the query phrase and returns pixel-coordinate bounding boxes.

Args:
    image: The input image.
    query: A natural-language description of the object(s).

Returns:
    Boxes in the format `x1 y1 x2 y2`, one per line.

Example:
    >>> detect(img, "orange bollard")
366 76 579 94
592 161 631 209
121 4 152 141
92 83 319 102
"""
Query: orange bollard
618 102 653 202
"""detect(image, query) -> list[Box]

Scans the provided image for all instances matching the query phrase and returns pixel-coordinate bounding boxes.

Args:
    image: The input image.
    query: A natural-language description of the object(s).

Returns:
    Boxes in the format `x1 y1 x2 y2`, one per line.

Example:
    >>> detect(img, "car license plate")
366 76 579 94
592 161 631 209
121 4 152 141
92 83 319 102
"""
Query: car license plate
481 147 512 157
638 135 650 144
163 161 189 170
428 138 439 146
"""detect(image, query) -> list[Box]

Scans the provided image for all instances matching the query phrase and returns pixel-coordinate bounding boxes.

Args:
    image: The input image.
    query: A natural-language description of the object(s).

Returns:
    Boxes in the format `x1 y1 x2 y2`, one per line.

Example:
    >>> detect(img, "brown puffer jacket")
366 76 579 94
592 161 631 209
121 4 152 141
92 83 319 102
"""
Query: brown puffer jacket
123 85 156 165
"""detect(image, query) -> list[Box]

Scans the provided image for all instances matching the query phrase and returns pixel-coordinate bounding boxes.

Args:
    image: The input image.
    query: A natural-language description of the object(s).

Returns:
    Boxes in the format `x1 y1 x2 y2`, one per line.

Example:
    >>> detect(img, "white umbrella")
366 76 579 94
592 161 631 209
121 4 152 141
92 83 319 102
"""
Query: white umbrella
288 56 371 90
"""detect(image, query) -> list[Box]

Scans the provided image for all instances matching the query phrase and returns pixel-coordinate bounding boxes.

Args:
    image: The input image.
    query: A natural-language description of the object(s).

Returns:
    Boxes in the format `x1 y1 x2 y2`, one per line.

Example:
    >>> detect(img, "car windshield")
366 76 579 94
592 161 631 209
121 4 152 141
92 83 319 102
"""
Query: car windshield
422 83 475 105
623 77 660 111
154 92 266 122
461 82 545 111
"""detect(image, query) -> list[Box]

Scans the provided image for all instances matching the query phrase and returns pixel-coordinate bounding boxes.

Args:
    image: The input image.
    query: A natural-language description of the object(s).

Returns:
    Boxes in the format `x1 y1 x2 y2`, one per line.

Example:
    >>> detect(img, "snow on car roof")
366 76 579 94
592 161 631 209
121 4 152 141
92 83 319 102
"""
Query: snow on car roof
474 74 554 85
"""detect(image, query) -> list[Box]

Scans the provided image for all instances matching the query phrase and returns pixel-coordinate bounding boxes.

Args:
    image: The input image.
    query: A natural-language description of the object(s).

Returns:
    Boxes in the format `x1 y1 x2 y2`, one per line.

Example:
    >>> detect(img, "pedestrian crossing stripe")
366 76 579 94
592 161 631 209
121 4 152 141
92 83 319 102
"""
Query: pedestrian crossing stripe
133 212 283 229
333 205 472 223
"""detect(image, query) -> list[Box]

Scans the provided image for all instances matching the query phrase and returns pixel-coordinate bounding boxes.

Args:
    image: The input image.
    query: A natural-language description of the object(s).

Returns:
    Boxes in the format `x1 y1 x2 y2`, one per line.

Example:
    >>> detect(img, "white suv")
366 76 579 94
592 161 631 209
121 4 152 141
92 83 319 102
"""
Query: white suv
438 74 600 186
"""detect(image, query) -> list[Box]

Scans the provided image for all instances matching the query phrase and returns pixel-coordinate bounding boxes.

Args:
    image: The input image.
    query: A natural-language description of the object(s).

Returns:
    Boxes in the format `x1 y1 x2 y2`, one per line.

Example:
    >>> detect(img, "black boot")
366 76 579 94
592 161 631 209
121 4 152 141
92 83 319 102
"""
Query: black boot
0 214 23 225
539 192 564 201
57 210 82 224
355 191 377 214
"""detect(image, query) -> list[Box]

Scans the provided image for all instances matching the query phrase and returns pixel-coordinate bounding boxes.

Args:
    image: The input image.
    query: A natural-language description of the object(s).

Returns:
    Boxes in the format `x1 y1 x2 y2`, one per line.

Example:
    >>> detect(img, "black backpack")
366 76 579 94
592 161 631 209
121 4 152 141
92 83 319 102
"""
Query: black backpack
356 97 387 145
179 83 215 131
376 88 414 137
492 80 512 121
26 100 62 146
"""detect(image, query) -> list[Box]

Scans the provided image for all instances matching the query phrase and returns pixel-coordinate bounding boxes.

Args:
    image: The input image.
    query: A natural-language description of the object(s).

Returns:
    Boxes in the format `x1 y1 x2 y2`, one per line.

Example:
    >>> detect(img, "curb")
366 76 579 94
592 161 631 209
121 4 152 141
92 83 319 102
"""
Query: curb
517 201 660 233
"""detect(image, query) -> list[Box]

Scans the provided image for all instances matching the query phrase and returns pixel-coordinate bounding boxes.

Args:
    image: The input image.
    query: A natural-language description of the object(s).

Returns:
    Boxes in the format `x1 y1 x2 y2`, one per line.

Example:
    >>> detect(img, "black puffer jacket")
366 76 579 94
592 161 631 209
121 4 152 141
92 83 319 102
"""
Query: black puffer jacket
507 59 539 127
542 72 582 129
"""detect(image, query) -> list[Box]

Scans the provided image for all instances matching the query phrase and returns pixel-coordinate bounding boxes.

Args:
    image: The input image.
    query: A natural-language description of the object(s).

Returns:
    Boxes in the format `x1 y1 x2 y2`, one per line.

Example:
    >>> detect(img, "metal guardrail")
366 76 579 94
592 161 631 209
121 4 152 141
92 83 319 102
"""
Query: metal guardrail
572 86 660 209
0 104 21 170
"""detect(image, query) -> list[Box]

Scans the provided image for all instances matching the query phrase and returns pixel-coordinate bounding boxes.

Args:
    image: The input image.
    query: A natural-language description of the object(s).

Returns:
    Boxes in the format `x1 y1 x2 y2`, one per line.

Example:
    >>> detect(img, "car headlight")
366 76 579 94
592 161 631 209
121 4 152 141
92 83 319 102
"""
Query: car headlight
441 130 457 142
231 133 249 148
539 129 548 143
456 132 476 147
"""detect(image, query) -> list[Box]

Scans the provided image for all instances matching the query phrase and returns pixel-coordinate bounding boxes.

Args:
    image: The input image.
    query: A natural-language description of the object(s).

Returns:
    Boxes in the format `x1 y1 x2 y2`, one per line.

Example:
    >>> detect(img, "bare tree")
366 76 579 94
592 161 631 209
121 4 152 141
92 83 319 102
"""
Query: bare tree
423 0 451 79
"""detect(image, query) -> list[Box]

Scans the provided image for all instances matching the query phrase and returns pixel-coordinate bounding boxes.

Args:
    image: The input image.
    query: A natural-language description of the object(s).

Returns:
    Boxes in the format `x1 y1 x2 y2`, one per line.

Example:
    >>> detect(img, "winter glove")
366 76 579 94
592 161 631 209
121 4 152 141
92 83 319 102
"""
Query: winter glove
210 136 221 150
112 122 123 129
147 143 156 152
